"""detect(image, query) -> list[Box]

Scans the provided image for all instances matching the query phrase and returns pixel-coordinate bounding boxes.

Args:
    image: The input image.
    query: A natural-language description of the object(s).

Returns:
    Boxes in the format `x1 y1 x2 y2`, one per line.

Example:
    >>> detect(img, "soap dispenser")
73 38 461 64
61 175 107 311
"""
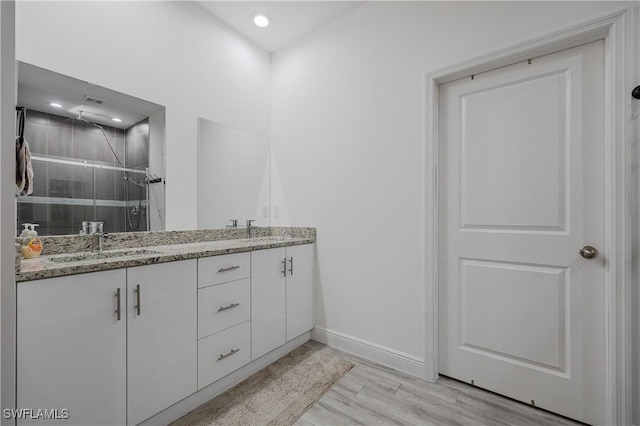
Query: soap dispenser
19 223 30 238
21 223 43 259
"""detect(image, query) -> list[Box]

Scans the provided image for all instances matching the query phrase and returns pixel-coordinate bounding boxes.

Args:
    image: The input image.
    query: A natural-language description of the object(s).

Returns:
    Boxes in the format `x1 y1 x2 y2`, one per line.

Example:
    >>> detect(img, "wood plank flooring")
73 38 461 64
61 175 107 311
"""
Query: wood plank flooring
297 341 582 426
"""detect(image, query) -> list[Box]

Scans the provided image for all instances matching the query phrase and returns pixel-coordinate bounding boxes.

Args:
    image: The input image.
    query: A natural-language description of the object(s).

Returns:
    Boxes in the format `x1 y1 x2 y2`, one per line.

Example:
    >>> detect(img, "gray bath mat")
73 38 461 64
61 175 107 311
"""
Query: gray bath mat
172 343 354 426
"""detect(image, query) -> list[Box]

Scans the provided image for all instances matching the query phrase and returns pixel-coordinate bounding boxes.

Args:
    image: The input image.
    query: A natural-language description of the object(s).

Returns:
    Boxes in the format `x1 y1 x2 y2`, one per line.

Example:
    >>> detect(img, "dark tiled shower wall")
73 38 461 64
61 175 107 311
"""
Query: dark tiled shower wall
17 111 149 236
126 119 150 168
124 118 150 232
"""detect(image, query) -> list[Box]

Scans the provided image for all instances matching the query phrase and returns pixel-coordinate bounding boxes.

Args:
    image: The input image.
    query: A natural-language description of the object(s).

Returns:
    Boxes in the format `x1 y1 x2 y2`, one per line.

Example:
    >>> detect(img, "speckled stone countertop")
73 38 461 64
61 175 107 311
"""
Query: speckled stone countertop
17 227 315 282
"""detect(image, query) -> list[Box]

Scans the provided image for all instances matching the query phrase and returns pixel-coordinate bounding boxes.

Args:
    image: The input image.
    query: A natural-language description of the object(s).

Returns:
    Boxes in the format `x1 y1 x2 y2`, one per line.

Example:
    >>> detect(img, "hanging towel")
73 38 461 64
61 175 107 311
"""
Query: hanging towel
16 136 34 196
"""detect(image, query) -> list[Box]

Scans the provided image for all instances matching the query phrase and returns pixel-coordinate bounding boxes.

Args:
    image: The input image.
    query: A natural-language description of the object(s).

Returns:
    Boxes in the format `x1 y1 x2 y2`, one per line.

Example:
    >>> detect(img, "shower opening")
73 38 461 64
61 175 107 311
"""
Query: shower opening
16 62 166 236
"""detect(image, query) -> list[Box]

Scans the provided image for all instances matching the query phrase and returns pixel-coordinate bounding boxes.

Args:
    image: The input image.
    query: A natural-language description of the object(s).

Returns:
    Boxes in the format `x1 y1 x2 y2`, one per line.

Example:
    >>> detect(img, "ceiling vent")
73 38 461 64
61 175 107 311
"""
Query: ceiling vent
83 95 105 105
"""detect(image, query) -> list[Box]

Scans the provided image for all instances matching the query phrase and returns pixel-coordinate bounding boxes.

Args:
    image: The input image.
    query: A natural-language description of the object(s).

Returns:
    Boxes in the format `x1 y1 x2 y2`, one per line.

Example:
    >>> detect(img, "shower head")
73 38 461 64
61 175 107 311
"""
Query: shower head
75 110 104 131
75 110 91 124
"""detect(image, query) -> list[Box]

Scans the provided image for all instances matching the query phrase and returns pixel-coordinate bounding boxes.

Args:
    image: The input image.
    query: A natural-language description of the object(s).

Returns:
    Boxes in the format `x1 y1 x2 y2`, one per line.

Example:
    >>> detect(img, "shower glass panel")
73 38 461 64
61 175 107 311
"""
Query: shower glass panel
16 111 149 236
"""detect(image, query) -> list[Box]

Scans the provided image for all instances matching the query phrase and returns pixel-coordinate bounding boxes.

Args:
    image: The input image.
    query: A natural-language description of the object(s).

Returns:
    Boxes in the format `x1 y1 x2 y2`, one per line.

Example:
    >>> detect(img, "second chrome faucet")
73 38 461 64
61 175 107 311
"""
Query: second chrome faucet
246 219 256 239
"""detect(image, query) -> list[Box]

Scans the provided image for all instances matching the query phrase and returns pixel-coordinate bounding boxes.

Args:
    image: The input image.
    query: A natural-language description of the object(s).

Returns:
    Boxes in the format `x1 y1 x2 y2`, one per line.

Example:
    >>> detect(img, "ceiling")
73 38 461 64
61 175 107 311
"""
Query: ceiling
194 1 366 53
18 63 164 130
17 2 365 129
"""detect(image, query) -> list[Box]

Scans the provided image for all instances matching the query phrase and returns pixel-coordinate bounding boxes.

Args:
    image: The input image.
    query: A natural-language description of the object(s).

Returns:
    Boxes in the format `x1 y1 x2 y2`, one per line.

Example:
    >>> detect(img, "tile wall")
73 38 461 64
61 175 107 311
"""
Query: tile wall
17 111 149 235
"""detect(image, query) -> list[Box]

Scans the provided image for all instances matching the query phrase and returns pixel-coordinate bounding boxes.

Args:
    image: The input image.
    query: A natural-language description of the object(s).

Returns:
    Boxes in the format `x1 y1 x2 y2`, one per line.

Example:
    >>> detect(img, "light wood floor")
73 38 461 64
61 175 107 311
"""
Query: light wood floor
297 341 582 426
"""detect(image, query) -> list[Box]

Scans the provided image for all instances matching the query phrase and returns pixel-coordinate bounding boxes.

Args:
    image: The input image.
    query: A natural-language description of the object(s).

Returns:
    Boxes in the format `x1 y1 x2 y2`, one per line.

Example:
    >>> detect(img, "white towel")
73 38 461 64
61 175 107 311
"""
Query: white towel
16 136 34 196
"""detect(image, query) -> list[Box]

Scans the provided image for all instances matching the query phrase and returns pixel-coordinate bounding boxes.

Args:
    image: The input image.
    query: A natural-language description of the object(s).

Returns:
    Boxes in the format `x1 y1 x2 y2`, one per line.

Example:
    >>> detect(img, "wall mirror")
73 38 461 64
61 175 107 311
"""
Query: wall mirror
16 62 166 236
197 118 270 230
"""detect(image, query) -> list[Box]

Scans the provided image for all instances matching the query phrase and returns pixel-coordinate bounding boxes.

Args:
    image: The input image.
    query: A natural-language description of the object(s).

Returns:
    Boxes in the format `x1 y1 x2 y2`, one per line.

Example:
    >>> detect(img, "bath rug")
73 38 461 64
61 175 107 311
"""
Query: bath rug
172 343 354 426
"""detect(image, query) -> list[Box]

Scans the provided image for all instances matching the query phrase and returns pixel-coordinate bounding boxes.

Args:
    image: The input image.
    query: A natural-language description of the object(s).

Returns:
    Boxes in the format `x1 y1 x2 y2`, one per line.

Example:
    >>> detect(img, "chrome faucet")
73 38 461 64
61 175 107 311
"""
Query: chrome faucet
91 232 110 252
246 220 257 239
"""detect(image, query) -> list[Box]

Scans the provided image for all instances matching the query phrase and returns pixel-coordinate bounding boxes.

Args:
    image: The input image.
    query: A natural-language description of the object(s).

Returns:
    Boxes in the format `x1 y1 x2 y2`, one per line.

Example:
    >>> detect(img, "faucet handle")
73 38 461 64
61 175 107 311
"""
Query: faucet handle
229 219 238 228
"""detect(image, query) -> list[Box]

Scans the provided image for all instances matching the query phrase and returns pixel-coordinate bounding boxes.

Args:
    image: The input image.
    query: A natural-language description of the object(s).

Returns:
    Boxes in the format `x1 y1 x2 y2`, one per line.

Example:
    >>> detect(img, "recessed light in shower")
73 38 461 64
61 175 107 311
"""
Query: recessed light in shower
112 118 122 123
252 13 270 28
49 102 63 108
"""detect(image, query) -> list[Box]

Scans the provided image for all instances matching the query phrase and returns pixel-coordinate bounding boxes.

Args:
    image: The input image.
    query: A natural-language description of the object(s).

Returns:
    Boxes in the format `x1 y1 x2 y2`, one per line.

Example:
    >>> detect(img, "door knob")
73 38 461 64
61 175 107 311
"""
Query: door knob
580 246 598 259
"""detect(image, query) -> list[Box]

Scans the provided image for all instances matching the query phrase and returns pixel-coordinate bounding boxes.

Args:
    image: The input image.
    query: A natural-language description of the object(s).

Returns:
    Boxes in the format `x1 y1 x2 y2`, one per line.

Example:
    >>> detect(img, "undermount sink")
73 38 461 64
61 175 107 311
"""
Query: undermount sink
48 249 160 263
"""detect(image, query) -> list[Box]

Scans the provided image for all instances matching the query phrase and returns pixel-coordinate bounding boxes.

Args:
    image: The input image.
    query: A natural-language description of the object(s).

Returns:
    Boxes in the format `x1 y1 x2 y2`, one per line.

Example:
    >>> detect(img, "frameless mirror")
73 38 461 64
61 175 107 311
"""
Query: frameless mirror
197 118 269 230
16 62 166 236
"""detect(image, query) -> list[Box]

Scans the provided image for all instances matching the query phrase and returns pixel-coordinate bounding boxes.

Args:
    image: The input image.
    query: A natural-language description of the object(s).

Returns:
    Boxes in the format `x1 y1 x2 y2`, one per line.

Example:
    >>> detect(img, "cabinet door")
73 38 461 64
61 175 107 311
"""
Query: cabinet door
286 244 315 341
251 247 286 360
127 260 197 426
17 270 127 426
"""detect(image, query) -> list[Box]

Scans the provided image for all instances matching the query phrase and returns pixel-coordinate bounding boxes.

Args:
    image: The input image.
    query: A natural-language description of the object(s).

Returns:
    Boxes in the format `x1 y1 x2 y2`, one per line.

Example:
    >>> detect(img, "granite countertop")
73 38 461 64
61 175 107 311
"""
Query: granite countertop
17 228 315 282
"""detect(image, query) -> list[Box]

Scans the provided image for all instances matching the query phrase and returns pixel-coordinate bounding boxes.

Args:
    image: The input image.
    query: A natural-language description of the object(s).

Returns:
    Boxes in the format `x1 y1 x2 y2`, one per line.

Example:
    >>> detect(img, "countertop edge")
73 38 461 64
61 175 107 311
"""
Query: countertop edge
17 238 315 283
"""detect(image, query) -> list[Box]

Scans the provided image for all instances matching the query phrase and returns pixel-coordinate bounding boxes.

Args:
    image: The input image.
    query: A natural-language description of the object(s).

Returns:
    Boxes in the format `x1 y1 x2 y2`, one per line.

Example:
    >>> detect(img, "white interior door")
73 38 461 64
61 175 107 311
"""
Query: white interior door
438 40 605 424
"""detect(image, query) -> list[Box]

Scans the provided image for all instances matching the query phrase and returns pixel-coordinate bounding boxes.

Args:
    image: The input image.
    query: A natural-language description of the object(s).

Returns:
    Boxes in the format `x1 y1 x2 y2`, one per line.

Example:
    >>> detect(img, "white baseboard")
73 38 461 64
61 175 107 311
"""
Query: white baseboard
141 332 311 426
311 327 424 379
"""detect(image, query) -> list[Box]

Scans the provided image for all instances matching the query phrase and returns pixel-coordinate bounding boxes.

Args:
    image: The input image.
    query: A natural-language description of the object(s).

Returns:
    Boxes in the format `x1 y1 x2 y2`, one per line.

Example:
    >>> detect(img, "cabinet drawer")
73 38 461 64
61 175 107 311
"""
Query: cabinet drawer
198 278 250 339
198 321 251 390
198 253 250 288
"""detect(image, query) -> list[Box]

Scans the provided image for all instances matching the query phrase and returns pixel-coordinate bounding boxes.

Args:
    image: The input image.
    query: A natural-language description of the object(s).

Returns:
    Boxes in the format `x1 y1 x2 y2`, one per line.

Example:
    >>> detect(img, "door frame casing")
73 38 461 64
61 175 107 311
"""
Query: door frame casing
423 8 638 425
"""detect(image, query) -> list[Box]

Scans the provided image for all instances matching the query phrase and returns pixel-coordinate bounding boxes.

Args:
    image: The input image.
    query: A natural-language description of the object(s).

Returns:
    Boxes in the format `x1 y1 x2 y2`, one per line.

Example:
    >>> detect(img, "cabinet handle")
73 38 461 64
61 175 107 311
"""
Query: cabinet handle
217 303 240 312
135 284 141 316
289 256 294 276
218 265 240 273
115 288 121 321
282 258 287 277
217 348 240 361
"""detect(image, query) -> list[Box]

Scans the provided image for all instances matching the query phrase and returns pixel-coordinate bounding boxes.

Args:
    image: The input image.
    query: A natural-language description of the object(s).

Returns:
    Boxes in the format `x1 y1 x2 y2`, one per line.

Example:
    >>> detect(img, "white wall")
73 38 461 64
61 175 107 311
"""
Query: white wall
271 1 634 365
0 0 15 418
15 1 271 231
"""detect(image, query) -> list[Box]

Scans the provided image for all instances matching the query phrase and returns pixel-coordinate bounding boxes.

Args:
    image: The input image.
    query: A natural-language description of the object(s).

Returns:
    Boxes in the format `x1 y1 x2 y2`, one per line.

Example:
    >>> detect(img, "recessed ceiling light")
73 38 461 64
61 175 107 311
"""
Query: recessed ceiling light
112 118 122 123
49 102 63 108
252 13 270 28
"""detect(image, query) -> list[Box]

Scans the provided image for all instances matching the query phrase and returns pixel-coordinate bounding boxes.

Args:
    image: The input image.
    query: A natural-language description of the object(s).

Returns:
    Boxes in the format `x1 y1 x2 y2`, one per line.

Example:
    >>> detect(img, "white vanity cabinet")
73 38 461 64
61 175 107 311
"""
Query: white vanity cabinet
285 244 315 341
17 269 127 426
127 259 197 426
251 247 287 360
17 260 197 426
16 240 313 425
251 244 314 360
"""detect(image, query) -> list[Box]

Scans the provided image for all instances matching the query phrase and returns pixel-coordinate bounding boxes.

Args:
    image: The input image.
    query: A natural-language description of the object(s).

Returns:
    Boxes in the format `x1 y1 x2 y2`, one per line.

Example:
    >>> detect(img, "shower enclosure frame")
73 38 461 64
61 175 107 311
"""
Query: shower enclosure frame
16 155 150 234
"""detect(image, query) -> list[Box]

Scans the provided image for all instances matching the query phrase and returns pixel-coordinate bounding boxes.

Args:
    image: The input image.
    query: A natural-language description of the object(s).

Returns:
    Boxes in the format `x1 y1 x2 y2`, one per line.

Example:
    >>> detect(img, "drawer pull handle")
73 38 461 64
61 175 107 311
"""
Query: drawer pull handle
218 265 240 273
288 256 294 276
282 258 287 277
217 303 240 312
218 348 240 361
